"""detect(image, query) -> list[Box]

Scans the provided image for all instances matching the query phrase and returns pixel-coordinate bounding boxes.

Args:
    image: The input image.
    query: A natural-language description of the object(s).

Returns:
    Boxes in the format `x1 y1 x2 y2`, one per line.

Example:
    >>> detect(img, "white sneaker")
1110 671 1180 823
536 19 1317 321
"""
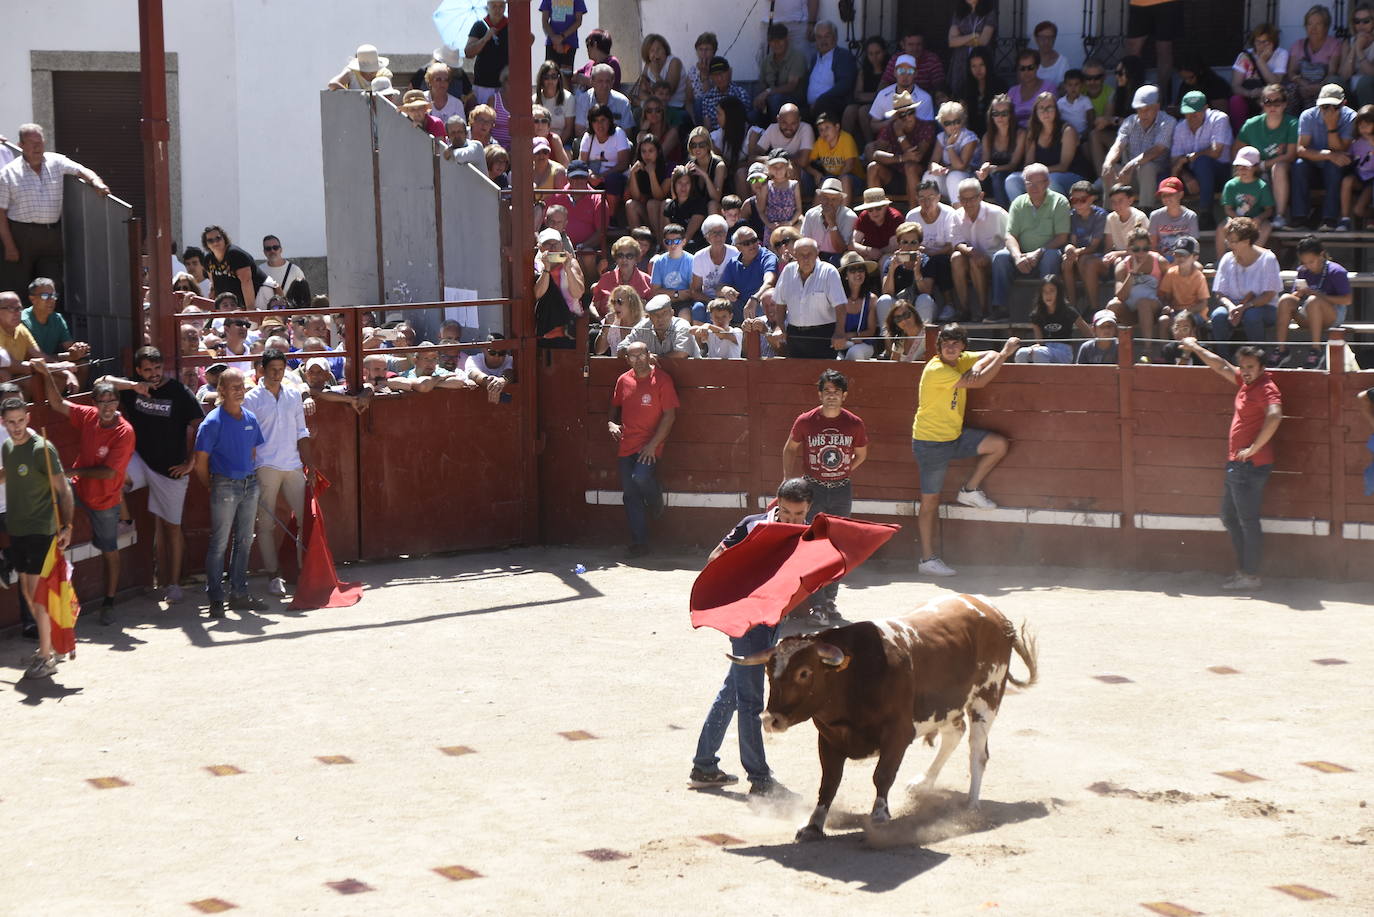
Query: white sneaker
918 556 958 577
268 577 287 597
957 488 998 510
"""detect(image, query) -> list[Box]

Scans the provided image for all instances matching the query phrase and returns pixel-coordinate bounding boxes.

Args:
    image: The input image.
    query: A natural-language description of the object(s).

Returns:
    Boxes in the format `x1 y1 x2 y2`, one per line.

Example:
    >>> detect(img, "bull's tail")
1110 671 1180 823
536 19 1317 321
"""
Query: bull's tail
1006 620 1039 689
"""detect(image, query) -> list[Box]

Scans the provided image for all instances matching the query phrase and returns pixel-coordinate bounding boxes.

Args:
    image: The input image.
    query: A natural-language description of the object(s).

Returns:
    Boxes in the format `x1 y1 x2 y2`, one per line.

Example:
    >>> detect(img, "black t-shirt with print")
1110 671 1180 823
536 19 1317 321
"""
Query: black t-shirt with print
119 377 203 476
1035 305 1081 341
205 244 268 306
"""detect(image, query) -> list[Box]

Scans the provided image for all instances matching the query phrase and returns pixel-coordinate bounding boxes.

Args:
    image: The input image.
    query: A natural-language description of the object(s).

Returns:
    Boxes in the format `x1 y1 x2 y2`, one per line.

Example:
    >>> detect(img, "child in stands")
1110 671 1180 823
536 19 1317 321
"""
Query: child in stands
1157 235 1212 338
1217 146 1275 257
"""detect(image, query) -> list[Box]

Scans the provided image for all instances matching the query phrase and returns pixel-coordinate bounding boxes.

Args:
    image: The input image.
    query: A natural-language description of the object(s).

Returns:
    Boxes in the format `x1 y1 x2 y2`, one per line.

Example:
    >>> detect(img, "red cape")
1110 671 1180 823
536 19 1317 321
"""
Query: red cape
289 476 364 611
689 513 899 637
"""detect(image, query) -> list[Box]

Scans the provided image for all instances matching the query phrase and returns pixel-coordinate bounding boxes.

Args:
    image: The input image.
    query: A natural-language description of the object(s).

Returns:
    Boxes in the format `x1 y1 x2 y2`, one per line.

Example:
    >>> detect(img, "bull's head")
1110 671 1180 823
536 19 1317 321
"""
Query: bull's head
730 636 848 734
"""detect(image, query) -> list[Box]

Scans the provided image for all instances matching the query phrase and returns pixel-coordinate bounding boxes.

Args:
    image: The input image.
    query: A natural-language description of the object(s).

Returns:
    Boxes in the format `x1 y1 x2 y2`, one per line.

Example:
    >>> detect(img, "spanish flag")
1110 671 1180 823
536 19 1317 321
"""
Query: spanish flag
37 539 80 657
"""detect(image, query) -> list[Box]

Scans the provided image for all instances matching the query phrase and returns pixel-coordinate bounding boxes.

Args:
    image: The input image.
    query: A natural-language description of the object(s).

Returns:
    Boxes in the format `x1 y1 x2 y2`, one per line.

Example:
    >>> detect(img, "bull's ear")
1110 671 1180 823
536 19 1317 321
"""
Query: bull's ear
814 643 848 668
727 648 775 666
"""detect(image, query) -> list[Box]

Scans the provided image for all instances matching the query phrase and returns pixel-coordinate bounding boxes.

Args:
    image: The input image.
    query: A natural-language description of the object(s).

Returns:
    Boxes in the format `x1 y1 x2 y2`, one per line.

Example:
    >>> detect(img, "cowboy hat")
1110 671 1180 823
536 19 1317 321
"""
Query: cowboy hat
885 90 919 119
853 187 893 211
838 251 877 273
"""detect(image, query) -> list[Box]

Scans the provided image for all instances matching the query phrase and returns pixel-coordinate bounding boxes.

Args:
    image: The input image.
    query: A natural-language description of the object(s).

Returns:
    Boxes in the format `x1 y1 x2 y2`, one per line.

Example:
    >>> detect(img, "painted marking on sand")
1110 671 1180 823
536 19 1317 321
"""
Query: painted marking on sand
204 765 243 777
559 730 598 741
580 848 630 862
1300 761 1354 774
1215 770 1264 783
433 865 482 881
1140 904 1202 917
325 879 373 895
316 755 354 765
87 777 130 789
1272 884 1335 901
1093 674 1134 684
1206 666 1240 675
438 746 476 757
188 899 237 913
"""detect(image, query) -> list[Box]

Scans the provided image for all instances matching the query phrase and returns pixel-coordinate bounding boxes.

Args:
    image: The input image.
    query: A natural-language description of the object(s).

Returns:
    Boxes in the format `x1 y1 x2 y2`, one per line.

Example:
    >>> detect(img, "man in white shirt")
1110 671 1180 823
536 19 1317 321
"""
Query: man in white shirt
869 56 934 135
772 237 847 358
906 179 958 307
949 178 1009 321
799 178 858 267
243 348 315 598
443 115 487 167
752 104 816 175
260 235 311 308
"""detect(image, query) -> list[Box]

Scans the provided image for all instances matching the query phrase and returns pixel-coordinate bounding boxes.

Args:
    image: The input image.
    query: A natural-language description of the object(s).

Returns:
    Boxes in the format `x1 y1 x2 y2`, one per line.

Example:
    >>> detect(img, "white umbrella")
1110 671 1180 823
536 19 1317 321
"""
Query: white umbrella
433 0 487 52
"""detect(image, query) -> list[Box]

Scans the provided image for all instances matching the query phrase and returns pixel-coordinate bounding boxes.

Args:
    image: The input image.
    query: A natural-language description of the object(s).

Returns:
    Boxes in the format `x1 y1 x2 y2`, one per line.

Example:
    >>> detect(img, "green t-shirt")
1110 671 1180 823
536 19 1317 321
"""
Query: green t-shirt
1238 114 1298 163
1008 190 1071 253
1222 177 1275 217
2 434 64 536
21 307 71 357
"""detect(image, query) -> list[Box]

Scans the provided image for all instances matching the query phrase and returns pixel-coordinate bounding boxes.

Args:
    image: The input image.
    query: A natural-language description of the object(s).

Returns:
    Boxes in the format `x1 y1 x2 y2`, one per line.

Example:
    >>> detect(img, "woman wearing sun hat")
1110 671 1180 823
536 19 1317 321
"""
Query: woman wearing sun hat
328 43 392 91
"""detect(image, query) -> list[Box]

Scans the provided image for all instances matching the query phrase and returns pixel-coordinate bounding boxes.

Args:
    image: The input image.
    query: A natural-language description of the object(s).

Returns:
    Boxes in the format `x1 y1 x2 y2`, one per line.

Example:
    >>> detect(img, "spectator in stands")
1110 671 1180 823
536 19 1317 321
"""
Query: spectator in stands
1170 91 1233 225
0 289 55 383
976 94 1025 207
1160 311 1205 364
1344 103 1374 220
1104 182 1149 265
961 48 1005 140
35 368 132 624
912 324 1019 578
1149 176 1200 256
595 285 645 355
636 33 686 119
948 0 999 96
468 105 497 149
243 348 314 599
1180 337 1282 591
465 0 509 104
710 97 757 197
717 225 778 325
485 143 511 189
534 228 585 347
808 21 858 125
400 90 446 141
833 251 879 360
1030 21 1070 85
684 32 718 123
755 105 814 180
1293 82 1356 230
696 58 752 133
23 277 88 391
181 246 212 297
609 339 677 558
401 343 475 392
435 320 464 373
1080 62 1114 165
851 187 903 263
806 113 862 199
800 178 856 268
951 178 1008 321
1156 235 1211 338
1057 70 1094 136
1006 91 1090 199
0 123 109 296
868 93 936 201
1076 309 1120 363
1231 24 1288 129
260 235 310 308
754 24 807 123
1102 86 1177 208
870 57 934 139
883 299 927 362
1062 181 1107 313
906 179 957 305
688 215 739 320
1287 5 1344 111
1210 216 1282 344
650 223 696 316
202 225 271 310
1007 50 1057 129
638 98 682 167
1341 5 1374 107
1217 146 1275 255
575 28 622 90
423 59 466 125
533 136 568 210
535 64 576 149
575 65 635 139
618 294 699 359
326 44 391 91
1272 235 1353 368
444 115 487 167
928 101 980 203
369 76 401 105
880 28 944 94
878 222 937 326
844 36 888 146
579 103 631 208
774 237 847 358
1108 226 1167 339
464 334 514 405
172 272 198 296
692 298 744 358
539 0 585 71
547 160 606 280
1015 274 1088 363
1176 54 1233 116
684 127 727 216
594 235 652 318
991 163 1069 318
742 294 789 357
192 367 265 618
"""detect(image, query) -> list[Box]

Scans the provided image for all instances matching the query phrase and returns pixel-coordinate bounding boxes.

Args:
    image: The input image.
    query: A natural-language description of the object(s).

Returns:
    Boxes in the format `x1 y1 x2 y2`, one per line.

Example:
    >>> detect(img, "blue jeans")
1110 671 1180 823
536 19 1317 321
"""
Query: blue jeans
692 622 779 783
1221 461 1272 575
1003 170 1085 201
805 480 852 607
1209 302 1277 345
1184 155 1226 211
1291 158 1349 221
991 247 1063 315
206 474 259 602
618 454 662 545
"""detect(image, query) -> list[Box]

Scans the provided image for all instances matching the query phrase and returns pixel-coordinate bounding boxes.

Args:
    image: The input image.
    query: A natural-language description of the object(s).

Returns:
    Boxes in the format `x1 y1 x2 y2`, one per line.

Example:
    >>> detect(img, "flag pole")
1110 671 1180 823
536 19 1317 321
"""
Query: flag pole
38 424 77 659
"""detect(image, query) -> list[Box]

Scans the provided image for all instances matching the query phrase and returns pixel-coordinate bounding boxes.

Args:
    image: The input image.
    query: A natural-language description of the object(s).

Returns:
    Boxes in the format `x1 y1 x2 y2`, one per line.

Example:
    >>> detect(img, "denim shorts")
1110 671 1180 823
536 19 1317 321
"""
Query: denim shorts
77 497 121 553
912 429 989 495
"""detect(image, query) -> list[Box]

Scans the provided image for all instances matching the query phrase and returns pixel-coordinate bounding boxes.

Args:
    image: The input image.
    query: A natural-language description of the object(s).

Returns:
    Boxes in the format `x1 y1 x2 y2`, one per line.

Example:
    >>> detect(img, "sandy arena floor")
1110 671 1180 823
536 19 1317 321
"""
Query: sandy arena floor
1 547 1371 916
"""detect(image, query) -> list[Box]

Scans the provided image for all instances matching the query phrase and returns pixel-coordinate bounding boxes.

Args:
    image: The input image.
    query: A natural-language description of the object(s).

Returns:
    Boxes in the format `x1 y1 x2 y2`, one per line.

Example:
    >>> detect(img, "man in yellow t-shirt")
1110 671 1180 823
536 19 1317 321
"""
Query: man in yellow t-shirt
0 290 44 374
911 324 1019 577
806 112 862 198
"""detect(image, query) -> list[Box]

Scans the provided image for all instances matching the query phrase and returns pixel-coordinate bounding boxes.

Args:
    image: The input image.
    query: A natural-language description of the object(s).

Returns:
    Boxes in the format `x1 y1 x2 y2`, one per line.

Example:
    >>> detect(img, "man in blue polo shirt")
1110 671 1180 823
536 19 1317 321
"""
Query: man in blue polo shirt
193 367 266 618
715 225 779 324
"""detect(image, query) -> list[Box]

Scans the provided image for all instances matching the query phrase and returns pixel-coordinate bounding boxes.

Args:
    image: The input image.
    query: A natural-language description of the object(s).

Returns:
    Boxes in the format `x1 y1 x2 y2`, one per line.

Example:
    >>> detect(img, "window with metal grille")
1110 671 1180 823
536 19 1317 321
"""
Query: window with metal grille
51 71 146 221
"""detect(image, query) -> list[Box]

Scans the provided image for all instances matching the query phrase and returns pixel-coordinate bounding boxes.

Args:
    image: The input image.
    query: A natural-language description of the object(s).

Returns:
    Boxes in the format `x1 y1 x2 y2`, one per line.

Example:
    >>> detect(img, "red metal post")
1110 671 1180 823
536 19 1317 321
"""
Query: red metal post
138 0 175 361
508 0 539 545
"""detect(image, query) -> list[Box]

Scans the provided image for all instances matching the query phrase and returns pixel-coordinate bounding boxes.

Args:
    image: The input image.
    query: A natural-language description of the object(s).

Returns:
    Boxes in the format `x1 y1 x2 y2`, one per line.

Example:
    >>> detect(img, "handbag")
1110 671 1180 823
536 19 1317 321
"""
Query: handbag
1298 40 1328 82
1241 51 1265 91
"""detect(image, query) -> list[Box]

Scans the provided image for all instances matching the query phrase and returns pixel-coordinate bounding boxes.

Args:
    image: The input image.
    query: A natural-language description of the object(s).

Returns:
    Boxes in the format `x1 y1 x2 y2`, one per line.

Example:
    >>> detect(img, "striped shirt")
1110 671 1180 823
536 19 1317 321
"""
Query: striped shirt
0 153 82 224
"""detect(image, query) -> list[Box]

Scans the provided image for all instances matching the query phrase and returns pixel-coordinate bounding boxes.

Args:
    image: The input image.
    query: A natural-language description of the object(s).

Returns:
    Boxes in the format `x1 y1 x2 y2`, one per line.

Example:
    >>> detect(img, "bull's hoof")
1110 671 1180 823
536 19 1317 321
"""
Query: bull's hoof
795 824 826 842
870 809 891 824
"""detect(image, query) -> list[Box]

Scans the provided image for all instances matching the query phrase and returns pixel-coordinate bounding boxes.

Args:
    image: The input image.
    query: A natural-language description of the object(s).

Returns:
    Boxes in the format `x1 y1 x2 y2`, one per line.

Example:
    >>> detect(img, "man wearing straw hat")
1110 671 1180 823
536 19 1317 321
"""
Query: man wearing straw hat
800 178 856 268
0 393 74 679
866 91 935 199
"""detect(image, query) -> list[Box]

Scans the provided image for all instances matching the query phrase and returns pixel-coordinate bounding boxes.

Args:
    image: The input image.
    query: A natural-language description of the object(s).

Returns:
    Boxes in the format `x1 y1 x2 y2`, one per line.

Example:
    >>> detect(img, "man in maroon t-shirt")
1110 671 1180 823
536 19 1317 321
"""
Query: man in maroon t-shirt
609 341 679 558
782 368 868 623
1180 338 1282 592
37 366 135 623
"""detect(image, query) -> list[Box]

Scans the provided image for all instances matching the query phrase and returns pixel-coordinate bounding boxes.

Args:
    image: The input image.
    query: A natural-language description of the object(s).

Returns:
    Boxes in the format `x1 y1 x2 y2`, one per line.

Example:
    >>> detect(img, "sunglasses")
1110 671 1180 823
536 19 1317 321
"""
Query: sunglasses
1019 64 1037 71
1129 245 1150 252
1084 73 1104 81
1069 195 1090 203
1262 97 1284 105
34 291 56 300
665 238 684 245
898 237 922 244
205 235 224 244
688 141 708 149
1358 16 1374 24
615 253 637 260
264 244 280 252
991 109 1011 116
533 116 551 124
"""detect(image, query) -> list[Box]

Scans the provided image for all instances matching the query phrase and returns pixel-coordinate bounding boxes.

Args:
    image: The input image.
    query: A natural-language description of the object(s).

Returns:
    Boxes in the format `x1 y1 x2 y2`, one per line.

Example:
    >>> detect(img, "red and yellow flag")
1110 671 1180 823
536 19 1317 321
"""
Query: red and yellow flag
37 539 80 656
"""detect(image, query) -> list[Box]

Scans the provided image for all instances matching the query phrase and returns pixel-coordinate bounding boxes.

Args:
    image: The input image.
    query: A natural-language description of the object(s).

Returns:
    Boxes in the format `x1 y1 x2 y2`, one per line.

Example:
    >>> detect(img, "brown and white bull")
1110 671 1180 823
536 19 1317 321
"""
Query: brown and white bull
731 592 1038 841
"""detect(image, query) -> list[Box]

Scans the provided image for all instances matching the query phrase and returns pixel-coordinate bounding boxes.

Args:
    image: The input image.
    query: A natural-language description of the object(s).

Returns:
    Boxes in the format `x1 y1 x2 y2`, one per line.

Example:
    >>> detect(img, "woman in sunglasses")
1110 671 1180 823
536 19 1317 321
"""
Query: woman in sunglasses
200 225 270 310
1339 4 1374 107
1007 49 1056 129
976 93 1025 208
534 62 575 147
1230 23 1288 127
637 98 681 165
594 285 645 355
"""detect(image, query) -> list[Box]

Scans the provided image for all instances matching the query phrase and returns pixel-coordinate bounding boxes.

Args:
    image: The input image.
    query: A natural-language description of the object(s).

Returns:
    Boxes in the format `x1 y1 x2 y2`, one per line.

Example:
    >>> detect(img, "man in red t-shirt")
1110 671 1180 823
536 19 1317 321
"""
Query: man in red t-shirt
37 366 135 623
608 341 679 558
782 368 868 623
1180 338 1282 592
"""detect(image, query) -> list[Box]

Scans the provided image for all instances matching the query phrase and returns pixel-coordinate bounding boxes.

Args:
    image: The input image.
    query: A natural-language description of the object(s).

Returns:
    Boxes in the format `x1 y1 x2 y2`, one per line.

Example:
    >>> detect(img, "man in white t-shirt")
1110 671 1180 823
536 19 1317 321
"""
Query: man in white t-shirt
752 104 815 171
260 235 310 309
689 215 740 319
869 56 934 135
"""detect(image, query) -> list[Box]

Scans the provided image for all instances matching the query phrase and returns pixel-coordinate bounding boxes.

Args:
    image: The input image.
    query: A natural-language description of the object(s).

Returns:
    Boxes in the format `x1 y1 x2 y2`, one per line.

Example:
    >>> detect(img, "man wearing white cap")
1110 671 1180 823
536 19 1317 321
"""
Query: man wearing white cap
1292 83 1356 231
1102 85 1177 207
868 55 934 136
617 294 700 359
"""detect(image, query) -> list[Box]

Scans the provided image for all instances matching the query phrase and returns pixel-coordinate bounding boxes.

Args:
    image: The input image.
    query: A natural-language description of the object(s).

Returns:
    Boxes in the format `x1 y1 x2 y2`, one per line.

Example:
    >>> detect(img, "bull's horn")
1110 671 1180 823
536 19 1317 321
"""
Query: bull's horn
727 648 775 666
815 643 847 667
